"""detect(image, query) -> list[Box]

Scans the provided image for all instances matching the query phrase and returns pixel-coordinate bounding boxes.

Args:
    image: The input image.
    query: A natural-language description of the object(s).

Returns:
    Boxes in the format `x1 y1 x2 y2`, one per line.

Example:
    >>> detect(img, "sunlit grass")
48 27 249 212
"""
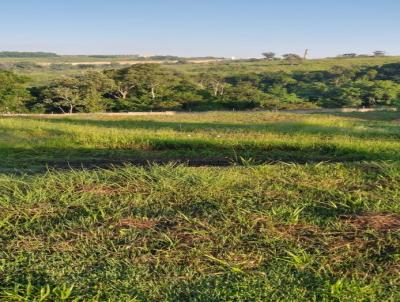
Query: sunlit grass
1 163 399 300
1 111 399 172
1 111 399 300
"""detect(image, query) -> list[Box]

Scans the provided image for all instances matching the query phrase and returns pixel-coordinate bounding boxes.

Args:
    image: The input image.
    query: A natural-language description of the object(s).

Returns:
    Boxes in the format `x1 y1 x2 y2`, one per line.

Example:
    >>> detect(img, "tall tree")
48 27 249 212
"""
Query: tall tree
104 67 141 99
40 77 84 113
223 82 268 109
0 70 29 113
198 73 227 97
106 64 172 101
76 71 114 111
262 52 276 60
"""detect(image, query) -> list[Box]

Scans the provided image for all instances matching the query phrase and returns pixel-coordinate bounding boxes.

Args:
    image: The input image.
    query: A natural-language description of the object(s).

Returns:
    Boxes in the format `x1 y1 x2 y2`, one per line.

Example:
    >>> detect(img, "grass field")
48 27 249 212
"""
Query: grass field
1 111 400 172
171 56 400 75
1 111 400 301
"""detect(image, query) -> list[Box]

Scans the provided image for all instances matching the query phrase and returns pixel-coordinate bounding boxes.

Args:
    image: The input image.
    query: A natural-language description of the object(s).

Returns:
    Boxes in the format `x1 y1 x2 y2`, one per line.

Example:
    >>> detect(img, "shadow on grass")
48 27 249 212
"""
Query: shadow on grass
1 117 399 174
166 270 328 301
21 116 400 139
0 141 398 174
319 110 400 122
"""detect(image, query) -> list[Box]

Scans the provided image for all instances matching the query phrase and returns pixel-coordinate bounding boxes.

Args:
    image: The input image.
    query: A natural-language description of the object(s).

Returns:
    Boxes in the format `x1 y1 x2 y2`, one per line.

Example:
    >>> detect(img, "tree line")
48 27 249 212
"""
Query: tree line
261 50 387 61
0 51 59 58
1 62 400 113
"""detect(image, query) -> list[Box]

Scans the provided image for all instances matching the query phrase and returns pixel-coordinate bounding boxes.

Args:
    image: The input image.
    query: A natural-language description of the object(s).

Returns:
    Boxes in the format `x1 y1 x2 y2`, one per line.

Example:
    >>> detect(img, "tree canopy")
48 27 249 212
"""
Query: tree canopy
1 61 400 113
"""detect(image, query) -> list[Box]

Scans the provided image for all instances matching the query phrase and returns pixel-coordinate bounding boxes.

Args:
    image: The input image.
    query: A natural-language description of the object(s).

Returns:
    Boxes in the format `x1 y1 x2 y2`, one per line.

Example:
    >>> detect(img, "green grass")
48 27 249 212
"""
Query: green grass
1 111 400 172
1 111 399 301
1 163 400 301
170 56 400 75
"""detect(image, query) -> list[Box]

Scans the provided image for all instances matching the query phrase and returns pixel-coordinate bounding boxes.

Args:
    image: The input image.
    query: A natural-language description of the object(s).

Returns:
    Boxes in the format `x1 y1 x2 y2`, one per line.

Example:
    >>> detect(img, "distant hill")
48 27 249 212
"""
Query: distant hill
0 51 59 58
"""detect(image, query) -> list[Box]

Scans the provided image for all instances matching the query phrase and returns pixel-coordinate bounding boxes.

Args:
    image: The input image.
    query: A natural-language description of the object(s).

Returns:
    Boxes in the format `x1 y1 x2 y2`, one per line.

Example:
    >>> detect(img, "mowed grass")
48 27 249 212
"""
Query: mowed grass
1 111 400 301
1 111 400 172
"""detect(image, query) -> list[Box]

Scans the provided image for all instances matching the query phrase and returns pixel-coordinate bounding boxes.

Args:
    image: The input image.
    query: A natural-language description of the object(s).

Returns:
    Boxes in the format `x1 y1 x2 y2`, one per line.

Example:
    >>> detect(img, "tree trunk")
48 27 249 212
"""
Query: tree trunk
213 84 219 96
69 105 73 114
151 86 156 99
118 89 128 99
198 80 205 89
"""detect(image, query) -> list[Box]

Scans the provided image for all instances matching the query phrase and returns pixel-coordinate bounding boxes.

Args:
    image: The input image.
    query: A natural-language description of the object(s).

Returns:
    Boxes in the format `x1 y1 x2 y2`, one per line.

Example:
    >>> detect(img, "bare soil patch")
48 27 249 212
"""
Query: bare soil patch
342 212 400 232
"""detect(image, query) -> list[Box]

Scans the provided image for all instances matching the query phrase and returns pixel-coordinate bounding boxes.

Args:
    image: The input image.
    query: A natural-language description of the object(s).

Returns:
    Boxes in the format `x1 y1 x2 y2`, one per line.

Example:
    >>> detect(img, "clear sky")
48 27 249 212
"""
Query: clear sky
1 0 399 58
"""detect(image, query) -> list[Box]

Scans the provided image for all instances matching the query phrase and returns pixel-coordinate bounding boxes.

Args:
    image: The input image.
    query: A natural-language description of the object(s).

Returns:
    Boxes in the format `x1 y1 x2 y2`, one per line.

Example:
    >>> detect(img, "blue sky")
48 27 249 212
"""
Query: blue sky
1 0 399 58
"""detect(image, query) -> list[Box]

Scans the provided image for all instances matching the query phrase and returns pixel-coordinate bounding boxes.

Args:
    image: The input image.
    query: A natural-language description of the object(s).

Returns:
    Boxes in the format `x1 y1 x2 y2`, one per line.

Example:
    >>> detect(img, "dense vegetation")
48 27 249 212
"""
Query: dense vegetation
1 57 400 113
1 111 399 300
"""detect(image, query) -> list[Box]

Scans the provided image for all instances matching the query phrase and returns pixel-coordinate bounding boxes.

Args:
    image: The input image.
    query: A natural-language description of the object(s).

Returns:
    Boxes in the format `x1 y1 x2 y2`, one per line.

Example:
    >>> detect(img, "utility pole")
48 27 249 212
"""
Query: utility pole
303 49 309 60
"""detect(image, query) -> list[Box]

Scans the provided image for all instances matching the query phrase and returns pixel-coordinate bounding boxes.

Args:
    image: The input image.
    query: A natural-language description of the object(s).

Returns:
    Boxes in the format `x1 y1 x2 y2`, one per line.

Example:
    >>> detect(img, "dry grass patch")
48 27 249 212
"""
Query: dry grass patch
115 218 158 230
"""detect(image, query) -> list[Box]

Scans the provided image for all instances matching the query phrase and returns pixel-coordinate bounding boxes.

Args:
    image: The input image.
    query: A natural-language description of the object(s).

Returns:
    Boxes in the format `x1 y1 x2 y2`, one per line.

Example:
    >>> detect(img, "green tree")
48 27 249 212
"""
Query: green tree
365 80 400 106
328 86 363 107
162 78 203 110
266 85 303 103
40 77 85 113
282 54 302 65
39 73 113 114
329 66 357 86
105 64 173 110
105 66 141 99
295 82 328 103
0 70 29 113
198 72 227 97
223 82 268 109
76 71 114 111
262 52 276 60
